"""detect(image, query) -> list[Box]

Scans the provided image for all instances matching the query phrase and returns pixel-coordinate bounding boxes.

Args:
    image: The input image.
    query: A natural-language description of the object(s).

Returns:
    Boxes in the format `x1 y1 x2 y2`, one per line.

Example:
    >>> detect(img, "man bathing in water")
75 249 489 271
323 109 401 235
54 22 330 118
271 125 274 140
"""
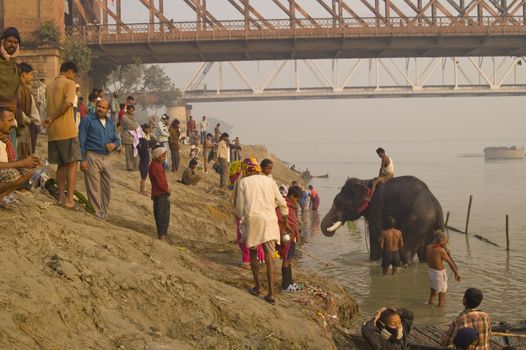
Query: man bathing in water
379 217 403 275
427 230 461 307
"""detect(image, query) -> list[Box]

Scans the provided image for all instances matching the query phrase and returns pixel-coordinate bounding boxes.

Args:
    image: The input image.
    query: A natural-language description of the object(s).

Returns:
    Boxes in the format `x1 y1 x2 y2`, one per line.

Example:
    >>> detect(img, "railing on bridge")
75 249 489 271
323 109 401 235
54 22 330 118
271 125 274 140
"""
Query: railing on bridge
65 16 526 45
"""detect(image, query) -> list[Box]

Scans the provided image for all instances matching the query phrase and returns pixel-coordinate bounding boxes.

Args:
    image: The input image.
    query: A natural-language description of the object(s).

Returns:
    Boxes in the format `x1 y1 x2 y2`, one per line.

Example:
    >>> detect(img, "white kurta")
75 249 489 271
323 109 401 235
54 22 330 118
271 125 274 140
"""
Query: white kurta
236 174 288 248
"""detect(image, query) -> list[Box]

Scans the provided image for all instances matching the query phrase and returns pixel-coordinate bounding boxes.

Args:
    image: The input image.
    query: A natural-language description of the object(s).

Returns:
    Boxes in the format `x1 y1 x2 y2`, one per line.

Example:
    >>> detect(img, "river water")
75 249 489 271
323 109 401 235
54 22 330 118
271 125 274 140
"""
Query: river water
292 140 526 325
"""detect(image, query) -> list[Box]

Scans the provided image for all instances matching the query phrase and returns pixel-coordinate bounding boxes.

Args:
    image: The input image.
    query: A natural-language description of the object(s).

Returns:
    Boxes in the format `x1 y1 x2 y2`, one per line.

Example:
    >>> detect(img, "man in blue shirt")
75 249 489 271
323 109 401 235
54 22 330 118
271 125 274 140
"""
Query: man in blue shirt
79 99 120 220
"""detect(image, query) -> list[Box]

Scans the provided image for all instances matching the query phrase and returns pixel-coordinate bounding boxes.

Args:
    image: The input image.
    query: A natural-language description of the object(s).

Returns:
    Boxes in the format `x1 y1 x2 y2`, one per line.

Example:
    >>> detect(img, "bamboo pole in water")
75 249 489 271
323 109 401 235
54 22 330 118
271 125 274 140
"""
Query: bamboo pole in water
506 214 510 251
465 195 473 234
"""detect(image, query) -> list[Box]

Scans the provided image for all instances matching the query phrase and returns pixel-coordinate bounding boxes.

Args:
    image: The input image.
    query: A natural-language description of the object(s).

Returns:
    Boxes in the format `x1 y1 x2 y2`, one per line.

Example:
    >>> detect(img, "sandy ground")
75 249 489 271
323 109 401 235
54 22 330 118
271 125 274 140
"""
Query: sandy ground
0 139 360 350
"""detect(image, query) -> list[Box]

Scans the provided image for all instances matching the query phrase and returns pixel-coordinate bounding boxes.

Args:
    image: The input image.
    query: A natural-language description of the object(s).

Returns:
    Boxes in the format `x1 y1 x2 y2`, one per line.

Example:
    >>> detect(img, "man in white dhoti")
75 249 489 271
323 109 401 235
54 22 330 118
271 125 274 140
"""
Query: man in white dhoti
236 157 289 305
426 230 461 307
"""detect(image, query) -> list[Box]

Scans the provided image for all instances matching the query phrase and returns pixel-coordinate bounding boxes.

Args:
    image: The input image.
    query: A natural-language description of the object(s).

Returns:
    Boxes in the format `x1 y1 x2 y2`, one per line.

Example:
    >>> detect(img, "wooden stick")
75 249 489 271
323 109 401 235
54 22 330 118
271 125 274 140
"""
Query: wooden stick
465 195 473 234
445 211 450 226
296 247 333 267
505 214 510 251
491 331 526 338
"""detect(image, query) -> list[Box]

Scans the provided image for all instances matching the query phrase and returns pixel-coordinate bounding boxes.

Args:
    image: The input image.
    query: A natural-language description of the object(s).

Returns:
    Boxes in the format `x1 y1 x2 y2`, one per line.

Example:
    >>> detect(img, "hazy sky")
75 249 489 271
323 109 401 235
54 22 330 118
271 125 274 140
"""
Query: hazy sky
113 1 526 163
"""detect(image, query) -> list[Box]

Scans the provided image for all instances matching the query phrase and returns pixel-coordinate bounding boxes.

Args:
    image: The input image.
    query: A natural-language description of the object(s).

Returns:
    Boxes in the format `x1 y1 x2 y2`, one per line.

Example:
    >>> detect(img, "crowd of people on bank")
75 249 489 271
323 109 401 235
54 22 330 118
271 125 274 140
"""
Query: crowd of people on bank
0 26 318 306
0 26 509 350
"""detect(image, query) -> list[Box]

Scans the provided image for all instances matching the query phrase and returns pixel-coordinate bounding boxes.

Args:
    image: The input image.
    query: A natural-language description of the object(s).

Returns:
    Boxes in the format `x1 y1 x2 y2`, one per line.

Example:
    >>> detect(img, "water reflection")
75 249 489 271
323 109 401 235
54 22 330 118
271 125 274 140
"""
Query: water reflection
310 211 321 236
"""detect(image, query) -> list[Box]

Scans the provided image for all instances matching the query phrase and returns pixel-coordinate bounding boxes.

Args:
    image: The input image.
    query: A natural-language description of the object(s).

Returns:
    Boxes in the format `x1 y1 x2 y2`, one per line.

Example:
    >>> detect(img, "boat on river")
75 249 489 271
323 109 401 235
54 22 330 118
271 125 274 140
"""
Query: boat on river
484 146 525 160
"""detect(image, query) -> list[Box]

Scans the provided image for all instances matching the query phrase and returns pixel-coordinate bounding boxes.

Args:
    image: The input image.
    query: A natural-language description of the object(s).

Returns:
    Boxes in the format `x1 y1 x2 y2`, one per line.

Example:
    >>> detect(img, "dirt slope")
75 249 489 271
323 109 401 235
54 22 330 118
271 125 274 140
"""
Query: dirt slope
0 141 359 350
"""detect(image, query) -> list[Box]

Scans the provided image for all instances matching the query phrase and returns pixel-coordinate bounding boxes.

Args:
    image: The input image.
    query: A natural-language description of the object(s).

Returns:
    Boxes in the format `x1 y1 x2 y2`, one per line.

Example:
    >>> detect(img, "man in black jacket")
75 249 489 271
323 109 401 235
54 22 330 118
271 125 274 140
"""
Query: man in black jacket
361 307 414 350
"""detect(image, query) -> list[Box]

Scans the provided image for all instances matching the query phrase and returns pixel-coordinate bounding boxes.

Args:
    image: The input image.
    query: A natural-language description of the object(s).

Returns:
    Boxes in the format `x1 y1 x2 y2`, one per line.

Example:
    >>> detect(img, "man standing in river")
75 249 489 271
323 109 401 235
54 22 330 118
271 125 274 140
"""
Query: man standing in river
427 230 461 307
379 216 403 275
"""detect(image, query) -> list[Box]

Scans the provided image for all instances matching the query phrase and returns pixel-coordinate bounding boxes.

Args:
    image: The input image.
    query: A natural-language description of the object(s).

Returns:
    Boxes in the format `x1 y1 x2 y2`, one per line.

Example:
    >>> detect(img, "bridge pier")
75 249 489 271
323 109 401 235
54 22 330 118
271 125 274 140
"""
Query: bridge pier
167 101 192 138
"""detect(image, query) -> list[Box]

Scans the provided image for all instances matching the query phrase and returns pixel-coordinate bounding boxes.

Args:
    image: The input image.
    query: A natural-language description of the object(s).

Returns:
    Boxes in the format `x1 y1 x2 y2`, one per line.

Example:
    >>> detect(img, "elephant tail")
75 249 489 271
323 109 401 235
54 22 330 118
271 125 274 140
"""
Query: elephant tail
435 208 445 231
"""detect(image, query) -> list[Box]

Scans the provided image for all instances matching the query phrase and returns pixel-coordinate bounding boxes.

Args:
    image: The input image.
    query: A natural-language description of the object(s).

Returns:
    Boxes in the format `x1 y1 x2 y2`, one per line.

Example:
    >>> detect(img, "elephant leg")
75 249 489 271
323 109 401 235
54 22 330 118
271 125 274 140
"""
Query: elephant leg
417 246 427 262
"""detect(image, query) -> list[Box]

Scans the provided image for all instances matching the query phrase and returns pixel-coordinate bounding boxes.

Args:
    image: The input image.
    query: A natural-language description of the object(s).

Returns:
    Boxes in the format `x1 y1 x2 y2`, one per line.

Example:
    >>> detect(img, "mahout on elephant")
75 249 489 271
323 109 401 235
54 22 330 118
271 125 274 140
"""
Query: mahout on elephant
320 176 444 264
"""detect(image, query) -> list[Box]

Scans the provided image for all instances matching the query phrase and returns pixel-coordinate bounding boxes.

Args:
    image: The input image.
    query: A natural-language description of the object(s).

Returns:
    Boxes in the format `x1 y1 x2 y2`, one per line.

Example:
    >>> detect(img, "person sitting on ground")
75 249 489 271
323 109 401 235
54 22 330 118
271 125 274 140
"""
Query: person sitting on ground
276 185 302 292
427 230 461 307
308 185 320 211
361 307 414 350
368 147 395 200
0 108 40 201
452 328 480 350
149 147 170 240
441 288 491 350
380 216 404 275
181 158 202 186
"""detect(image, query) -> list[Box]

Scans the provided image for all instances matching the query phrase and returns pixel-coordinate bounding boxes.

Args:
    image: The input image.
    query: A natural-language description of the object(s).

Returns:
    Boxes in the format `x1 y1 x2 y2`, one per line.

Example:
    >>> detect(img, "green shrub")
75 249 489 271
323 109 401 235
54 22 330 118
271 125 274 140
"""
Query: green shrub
62 39 92 73
36 21 61 46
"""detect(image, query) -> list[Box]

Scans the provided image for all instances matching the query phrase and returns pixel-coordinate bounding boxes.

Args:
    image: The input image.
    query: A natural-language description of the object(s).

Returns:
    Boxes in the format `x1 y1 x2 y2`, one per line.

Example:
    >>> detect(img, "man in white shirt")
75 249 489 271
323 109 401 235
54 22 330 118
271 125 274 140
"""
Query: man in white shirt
198 115 208 144
236 157 289 305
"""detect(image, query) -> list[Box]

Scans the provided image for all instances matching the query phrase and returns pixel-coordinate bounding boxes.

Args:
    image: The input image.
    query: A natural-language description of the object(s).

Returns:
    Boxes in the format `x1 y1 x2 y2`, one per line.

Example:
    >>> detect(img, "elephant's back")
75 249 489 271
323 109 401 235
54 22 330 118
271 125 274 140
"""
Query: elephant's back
380 175 442 212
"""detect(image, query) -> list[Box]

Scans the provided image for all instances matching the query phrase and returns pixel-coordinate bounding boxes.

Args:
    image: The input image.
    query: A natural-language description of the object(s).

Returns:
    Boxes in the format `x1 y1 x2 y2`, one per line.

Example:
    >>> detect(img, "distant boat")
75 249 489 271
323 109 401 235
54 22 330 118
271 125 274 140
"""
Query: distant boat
313 173 329 179
302 172 329 179
484 146 525 160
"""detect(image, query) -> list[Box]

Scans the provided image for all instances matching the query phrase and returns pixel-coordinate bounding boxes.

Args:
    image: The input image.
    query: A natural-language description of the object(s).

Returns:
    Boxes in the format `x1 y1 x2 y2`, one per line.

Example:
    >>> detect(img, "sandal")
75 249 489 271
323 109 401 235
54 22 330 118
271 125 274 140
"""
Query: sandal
248 287 262 296
282 283 302 292
263 295 276 305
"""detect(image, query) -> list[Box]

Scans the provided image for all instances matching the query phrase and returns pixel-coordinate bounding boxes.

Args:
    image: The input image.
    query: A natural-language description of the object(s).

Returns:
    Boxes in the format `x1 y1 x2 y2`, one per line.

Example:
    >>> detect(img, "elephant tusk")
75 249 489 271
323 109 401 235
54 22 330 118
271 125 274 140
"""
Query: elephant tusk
327 221 344 233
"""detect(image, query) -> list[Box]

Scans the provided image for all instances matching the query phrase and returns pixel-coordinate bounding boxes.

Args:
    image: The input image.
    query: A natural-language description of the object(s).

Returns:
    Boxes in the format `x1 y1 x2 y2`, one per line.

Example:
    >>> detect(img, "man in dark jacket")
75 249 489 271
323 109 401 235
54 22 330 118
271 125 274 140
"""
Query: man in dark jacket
361 307 414 350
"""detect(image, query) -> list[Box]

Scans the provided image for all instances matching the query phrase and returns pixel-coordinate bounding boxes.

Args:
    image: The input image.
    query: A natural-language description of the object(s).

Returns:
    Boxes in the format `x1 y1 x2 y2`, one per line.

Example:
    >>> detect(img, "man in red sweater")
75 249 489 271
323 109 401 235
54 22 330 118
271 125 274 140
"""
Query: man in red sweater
149 147 170 239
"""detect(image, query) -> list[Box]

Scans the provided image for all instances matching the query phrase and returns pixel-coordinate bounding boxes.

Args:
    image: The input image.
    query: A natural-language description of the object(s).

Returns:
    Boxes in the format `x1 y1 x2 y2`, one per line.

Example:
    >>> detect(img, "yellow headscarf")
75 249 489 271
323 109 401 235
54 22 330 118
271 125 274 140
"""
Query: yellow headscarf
241 157 261 177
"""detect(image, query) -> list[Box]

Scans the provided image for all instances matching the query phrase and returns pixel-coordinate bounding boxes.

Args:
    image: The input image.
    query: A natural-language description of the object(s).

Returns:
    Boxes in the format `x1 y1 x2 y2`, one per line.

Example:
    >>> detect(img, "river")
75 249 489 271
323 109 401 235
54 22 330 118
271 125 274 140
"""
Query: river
291 140 526 325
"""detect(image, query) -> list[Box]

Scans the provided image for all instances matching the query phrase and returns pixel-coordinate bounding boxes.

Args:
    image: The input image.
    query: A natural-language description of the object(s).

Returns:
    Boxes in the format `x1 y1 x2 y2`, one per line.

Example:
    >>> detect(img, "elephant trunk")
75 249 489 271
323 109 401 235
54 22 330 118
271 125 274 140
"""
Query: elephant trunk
321 204 342 237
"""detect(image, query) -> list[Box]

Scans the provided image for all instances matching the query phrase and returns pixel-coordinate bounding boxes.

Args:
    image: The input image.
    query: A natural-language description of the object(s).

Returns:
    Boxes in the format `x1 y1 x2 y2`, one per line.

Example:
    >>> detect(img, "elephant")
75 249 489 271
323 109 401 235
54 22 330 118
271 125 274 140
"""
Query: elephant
320 176 444 264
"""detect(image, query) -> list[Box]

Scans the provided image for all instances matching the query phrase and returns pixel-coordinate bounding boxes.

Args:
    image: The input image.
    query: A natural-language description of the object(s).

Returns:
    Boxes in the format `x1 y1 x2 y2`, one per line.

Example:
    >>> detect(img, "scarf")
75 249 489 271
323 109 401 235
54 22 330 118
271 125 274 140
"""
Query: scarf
241 157 261 176
0 39 19 62
0 133 15 161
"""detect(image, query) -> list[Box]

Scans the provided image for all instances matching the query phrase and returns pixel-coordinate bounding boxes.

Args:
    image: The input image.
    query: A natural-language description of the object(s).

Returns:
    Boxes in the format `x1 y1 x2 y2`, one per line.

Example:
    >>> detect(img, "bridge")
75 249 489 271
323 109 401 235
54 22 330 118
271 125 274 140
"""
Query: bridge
12 0 526 101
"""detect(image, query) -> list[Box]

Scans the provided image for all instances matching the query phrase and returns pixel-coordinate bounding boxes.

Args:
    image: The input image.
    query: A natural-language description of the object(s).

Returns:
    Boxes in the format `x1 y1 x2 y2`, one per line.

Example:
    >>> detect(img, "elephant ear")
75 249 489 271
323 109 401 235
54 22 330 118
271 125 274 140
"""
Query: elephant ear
341 178 369 204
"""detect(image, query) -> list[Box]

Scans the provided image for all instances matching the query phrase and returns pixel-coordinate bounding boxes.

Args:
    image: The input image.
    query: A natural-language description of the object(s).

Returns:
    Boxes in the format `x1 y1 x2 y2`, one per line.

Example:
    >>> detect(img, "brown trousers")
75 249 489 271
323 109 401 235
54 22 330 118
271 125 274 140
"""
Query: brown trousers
219 157 229 188
124 144 138 171
85 151 111 217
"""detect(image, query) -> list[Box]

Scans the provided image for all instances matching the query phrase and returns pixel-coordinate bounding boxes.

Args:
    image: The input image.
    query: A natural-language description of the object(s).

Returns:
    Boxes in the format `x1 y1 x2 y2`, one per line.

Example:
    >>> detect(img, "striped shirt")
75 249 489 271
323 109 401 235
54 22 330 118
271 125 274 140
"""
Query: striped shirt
441 309 491 350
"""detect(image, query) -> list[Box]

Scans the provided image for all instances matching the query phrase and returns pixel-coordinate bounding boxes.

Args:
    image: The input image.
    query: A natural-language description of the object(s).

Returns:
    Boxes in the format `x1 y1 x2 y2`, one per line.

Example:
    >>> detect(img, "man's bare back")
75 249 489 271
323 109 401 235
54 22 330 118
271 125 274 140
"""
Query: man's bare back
426 238 461 307
426 244 447 270
380 228 403 252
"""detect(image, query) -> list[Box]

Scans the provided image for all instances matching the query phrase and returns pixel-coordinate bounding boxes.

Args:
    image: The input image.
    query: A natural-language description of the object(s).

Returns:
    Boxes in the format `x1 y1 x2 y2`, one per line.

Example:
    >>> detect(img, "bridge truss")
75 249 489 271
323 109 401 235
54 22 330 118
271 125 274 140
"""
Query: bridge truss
75 0 526 29
181 56 526 101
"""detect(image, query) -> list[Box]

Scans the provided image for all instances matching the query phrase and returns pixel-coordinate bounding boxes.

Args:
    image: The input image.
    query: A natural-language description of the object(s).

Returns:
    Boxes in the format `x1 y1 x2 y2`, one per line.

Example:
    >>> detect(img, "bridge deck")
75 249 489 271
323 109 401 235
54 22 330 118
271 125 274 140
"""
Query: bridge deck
66 17 526 64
